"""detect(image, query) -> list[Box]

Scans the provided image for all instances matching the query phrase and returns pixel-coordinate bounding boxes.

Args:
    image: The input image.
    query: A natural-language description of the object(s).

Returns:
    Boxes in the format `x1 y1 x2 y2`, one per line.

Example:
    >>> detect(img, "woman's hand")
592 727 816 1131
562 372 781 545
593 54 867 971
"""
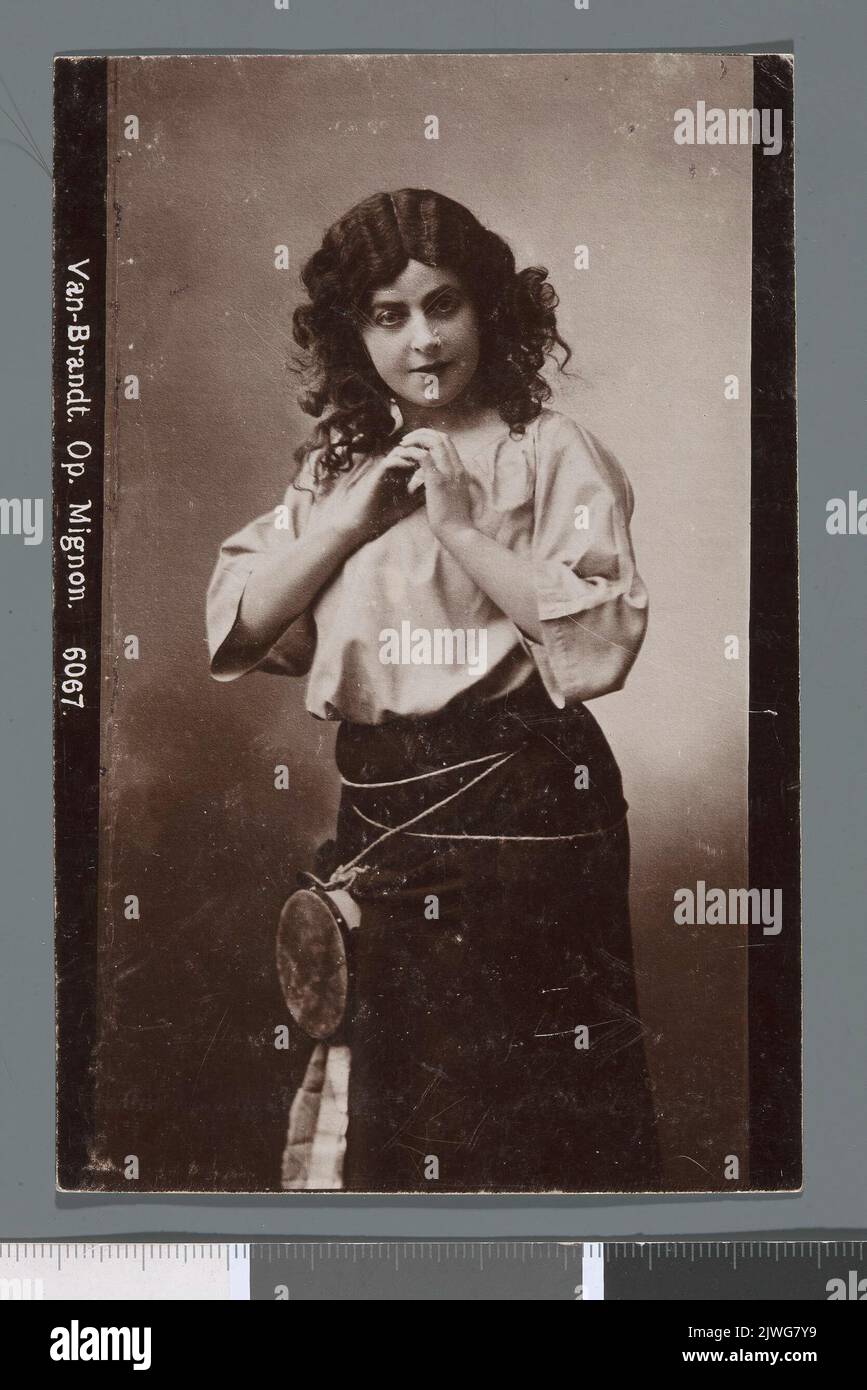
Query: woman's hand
397 428 475 541
314 446 424 546
396 427 544 642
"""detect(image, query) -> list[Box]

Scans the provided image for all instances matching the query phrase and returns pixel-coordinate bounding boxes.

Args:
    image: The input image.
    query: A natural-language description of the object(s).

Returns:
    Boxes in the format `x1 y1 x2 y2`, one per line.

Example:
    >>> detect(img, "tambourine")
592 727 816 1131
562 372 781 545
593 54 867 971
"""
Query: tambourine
276 872 361 1042
277 748 515 1041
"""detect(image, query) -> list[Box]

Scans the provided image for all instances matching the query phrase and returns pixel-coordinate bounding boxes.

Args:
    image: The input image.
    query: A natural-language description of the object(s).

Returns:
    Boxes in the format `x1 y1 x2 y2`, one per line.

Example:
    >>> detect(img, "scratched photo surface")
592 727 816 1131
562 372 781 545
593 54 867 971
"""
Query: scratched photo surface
81 53 759 1192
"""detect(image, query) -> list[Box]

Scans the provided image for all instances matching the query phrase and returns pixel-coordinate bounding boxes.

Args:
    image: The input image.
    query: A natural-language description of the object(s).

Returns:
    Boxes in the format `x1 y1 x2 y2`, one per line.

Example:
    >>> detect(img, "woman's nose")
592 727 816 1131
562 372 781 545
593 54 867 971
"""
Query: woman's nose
409 315 441 352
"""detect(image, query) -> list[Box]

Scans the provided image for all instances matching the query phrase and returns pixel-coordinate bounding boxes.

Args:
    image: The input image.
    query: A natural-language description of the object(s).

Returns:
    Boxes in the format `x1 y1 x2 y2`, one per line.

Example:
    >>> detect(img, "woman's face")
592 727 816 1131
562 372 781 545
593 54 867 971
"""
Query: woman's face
357 259 481 412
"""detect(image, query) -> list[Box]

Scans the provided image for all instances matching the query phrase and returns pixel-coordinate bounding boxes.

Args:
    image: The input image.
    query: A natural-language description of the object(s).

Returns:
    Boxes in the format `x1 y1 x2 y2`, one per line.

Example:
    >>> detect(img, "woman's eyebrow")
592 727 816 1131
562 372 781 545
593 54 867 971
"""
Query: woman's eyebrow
369 284 458 309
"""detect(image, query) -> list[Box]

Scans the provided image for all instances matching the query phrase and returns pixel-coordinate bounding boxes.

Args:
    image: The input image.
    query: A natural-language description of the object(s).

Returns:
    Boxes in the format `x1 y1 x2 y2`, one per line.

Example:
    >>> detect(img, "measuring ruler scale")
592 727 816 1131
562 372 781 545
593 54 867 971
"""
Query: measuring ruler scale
1 1241 865 1300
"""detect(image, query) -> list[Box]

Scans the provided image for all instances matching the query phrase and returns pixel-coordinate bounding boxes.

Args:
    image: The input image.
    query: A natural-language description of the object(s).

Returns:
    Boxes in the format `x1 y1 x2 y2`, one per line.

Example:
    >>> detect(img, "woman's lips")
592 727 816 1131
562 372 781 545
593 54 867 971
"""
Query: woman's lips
409 361 450 375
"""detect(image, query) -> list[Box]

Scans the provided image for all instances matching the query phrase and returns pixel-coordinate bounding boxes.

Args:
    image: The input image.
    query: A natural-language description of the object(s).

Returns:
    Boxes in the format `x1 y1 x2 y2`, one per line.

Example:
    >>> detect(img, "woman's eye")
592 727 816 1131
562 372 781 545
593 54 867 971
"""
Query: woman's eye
371 294 461 328
429 295 461 317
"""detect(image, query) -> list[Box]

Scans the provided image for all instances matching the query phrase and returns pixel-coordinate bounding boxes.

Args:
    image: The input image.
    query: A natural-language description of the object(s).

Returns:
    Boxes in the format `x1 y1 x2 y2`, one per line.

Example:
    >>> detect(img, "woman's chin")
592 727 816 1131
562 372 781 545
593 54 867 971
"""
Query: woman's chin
400 377 468 409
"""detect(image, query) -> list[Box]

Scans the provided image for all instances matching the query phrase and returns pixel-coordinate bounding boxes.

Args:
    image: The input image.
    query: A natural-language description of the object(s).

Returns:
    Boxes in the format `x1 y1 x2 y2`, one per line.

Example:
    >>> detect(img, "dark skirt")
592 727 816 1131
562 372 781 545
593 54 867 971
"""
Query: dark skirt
323 675 662 1193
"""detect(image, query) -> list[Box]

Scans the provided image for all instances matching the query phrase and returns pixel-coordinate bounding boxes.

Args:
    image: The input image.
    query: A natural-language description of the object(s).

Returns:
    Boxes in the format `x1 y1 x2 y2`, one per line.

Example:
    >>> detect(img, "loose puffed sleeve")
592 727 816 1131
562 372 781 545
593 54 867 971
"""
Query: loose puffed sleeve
523 414 649 706
205 467 317 682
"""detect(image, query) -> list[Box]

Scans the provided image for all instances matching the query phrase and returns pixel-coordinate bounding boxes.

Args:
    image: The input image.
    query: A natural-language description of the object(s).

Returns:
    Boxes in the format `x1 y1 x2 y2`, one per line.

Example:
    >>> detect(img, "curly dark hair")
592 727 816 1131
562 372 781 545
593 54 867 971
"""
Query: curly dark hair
290 188 573 484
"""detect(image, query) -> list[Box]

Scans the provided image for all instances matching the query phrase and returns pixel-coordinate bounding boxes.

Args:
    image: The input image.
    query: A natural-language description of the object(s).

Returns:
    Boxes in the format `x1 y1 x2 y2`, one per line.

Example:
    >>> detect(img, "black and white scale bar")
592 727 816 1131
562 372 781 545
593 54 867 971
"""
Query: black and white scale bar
1 1242 865 1300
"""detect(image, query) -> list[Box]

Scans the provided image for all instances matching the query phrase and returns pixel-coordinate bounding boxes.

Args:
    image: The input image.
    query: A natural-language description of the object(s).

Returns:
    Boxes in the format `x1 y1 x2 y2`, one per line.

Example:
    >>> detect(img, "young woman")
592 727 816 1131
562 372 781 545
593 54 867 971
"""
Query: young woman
206 187 662 1192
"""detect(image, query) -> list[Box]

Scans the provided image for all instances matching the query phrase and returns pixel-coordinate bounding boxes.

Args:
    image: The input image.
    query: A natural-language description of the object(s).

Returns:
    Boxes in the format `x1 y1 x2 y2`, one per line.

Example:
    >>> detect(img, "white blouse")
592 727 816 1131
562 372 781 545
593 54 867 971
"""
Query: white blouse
205 406 648 723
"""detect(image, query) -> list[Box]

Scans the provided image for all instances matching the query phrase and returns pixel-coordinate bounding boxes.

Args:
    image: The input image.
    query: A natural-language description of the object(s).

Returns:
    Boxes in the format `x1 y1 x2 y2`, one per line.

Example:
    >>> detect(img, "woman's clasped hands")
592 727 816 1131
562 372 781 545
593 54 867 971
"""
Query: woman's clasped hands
396 428 475 541
314 447 421 545
317 428 476 548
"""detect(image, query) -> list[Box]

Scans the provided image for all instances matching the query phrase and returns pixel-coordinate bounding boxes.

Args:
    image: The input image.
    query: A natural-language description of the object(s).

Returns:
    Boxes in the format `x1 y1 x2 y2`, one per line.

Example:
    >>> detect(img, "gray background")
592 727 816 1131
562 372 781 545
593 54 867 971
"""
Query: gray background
0 0 863 1238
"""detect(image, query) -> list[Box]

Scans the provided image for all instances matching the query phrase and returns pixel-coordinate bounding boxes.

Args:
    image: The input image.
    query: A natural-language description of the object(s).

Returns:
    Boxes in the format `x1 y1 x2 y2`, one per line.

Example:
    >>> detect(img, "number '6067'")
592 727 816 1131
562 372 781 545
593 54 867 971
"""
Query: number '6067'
59 646 86 707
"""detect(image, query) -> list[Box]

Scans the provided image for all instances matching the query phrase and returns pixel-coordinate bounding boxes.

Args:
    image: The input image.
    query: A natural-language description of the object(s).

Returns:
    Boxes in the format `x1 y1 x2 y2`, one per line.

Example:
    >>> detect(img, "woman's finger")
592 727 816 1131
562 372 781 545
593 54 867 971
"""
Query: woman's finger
413 443 453 478
408 457 442 491
400 428 457 462
403 431 464 480
380 458 422 475
406 469 427 495
404 433 445 456
382 450 424 467
400 428 446 446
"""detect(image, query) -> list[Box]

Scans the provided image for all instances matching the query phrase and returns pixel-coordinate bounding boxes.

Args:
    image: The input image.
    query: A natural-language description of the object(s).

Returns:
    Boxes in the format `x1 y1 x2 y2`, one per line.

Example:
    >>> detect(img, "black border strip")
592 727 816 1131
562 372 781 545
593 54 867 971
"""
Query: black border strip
748 55 801 1189
53 56 108 1189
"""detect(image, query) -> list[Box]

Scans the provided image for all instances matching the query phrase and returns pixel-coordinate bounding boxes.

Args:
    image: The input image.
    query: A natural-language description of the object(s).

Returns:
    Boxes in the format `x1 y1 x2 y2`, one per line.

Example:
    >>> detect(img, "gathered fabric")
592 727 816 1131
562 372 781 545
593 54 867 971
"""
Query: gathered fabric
282 675 661 1193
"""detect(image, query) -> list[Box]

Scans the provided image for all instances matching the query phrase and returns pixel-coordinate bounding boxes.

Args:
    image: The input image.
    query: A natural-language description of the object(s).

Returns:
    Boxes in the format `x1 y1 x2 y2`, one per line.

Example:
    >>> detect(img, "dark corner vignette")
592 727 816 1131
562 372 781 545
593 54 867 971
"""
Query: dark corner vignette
748 54 800 1191
53 56 108 1190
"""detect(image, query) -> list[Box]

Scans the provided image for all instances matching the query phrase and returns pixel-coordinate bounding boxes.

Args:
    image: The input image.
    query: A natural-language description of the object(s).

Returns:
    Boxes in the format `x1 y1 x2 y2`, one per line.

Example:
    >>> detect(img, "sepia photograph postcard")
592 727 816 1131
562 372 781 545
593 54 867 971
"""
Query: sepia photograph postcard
52 51 800 1194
